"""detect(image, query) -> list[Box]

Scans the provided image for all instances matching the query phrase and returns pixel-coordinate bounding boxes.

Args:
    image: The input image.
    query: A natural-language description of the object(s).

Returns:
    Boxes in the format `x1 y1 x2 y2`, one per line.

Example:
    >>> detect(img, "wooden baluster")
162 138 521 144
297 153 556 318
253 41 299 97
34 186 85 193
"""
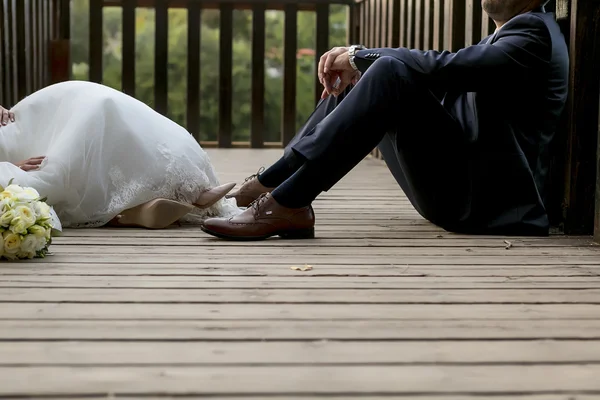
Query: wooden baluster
432 0 444 50
399 0 406 47
390 0 400 48
423 0 433 49
379 0 390 47
406 0 414 48
282 3 297 146
154 0 168 115
15 0 25 100
186 1 201 142
0 0 6 105
444 0 465 51
464 0 481 46
315 3 329 104
89 0 102 83
122 0 136 96
250 3 265 148
369 0 375 47
218 3 233 147
415 0 423 49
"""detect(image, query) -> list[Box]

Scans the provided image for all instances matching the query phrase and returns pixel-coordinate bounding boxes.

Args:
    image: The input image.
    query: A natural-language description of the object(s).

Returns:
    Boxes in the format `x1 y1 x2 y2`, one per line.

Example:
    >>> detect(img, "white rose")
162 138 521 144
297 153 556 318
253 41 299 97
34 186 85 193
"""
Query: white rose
0 190 15 203
35 236 48 252
29 225 47 238
3 184 23 196
33 201 51 220
3 185 40 203
0 209 15 227
19 235 39 256
0 197 15 213
3 231 22 257
10 206 36 234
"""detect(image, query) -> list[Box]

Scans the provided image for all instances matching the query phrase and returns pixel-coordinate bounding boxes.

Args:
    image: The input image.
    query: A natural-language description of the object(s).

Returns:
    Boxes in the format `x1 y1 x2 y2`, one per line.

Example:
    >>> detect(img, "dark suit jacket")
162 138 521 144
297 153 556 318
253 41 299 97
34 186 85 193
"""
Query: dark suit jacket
354 7 569 235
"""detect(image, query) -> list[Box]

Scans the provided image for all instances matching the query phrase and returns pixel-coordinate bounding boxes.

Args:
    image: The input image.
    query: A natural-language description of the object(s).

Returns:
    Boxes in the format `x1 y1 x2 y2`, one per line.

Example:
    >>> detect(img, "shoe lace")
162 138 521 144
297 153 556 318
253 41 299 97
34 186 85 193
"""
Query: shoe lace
249 192 270 219
243 167 265 184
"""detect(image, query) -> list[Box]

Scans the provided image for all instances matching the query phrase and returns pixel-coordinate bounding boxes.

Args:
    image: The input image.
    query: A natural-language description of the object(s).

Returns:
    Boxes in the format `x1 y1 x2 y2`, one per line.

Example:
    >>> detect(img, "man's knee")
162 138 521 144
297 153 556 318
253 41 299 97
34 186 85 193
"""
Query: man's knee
366 56 414 82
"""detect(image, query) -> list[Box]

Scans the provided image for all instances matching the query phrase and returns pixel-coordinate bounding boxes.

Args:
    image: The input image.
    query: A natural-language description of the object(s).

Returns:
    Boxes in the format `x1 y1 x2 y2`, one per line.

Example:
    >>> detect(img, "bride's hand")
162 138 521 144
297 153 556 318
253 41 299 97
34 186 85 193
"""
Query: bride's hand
15 156 45 171
1 105 15 126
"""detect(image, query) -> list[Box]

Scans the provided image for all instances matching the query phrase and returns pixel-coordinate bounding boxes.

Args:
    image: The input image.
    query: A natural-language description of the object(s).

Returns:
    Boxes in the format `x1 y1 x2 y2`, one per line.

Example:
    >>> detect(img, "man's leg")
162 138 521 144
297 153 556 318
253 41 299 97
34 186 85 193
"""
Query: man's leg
202 56 471 239
226 88 352 207
271 57 471 224
258 89 352 187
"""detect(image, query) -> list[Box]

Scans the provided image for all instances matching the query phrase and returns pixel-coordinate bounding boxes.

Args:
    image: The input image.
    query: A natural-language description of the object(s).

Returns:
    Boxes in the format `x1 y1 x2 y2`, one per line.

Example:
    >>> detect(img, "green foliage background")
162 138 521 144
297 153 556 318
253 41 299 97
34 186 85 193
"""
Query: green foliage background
70 0 348 143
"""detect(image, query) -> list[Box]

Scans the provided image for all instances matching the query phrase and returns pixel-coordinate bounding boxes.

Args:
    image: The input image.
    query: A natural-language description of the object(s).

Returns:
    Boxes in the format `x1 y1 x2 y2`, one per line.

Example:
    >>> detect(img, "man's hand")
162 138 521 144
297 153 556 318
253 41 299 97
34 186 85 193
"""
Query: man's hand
1 105 15 126
318 46 360 98
15 156 45 171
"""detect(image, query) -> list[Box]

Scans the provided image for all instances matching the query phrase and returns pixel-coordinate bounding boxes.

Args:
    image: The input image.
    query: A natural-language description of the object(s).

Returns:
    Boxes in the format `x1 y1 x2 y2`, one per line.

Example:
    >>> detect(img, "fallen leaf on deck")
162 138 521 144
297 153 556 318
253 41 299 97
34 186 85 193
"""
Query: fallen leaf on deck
290 265 313 271
504 240 513 249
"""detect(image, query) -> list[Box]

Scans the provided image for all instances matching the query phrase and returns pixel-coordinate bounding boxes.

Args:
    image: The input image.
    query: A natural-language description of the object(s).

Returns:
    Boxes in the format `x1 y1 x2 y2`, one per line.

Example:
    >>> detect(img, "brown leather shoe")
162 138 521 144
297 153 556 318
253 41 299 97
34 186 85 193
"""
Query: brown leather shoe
201 193 315 240
225 167 274 207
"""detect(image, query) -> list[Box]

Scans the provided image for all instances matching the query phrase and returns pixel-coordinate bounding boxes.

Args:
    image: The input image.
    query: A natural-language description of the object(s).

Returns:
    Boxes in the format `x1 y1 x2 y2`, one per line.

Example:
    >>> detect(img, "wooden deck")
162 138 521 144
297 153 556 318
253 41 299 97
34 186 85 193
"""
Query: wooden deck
1 149 600 398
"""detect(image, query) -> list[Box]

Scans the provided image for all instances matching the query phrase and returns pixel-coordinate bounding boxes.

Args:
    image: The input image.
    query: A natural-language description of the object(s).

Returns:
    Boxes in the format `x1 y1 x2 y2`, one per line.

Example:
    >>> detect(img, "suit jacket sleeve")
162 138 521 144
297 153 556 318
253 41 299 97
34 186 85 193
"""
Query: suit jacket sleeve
353 13 552 92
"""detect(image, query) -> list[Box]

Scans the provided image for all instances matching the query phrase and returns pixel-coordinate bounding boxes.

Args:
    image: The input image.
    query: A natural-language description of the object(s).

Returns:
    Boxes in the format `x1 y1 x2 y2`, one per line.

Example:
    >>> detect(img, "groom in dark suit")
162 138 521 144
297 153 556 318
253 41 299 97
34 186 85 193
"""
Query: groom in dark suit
201 0 569 240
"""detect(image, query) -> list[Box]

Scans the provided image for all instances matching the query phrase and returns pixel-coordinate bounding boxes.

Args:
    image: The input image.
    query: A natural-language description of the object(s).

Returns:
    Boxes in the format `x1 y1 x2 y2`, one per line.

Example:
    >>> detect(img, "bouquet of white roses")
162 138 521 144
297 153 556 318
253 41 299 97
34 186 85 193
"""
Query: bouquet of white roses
0 179 54 260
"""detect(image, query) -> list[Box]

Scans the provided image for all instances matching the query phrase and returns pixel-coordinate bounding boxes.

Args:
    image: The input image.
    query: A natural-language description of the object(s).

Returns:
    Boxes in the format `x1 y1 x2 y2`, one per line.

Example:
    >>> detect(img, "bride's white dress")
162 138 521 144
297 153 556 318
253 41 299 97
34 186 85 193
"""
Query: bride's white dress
0 81 241 228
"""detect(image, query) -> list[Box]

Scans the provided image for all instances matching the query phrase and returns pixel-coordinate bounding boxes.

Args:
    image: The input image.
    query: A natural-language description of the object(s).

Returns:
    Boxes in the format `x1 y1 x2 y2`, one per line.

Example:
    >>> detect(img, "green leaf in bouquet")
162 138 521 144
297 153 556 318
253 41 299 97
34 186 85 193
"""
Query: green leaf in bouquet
7 178 14 186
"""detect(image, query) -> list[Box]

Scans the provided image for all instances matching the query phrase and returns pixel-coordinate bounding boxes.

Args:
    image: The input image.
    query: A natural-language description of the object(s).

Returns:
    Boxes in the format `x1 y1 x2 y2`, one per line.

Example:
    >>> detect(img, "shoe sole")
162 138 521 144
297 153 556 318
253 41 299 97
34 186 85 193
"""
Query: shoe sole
118 199 194 229
200 225 315 241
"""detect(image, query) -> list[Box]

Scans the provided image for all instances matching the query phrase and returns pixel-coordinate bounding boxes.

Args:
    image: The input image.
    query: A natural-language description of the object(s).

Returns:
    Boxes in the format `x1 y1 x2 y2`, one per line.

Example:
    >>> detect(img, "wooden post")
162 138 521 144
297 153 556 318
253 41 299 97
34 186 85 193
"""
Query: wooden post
596 103 600 242
557 0 600 235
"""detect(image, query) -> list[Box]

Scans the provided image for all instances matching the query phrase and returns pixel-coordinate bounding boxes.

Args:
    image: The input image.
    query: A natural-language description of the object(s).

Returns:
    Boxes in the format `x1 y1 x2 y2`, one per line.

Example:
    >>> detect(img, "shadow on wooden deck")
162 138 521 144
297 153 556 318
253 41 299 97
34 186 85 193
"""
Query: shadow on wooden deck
0 149 599 397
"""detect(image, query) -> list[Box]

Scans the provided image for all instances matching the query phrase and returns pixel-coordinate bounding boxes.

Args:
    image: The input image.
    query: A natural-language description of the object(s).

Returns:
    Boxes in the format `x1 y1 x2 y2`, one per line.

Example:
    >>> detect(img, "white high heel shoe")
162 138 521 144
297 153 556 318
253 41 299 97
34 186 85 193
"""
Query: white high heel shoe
193 182 236 209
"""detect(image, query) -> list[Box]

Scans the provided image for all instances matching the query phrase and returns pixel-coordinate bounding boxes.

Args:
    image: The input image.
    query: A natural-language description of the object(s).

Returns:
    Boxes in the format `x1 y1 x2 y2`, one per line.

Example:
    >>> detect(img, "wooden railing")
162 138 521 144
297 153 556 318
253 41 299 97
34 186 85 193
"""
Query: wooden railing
70 0 351 148
351 0 600 238
0 0 68 107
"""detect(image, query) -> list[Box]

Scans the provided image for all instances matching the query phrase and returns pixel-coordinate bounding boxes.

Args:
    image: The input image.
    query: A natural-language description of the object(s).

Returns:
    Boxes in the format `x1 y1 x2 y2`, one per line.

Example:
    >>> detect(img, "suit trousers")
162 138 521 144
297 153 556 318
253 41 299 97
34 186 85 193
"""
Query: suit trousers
282 56 473 226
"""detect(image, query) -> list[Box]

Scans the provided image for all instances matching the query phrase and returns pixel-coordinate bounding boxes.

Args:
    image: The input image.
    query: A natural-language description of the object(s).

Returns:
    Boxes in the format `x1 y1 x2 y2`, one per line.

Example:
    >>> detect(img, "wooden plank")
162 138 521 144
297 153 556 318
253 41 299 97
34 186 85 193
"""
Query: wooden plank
250 3 265 147
122 0 136 96
154 0 168 114
2 341 599 365
48 235 597 247
4 275 600 288
16 0 26 100
88 0 103 83
1 365 600 395
3 319 600 340
3 302 600 320
314 3 328 104
218 2 233 147
559 0 600 235
18 254 600 265
186 1 200 141
281 3 297 145
2 264 594 277
3 288 600 303
38 244 600 255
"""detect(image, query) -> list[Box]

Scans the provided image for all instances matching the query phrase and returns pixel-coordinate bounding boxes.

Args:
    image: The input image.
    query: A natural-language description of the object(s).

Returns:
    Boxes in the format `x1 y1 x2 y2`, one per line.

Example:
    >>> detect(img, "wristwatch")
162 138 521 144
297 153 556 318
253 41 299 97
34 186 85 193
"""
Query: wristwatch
348 45 366 71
